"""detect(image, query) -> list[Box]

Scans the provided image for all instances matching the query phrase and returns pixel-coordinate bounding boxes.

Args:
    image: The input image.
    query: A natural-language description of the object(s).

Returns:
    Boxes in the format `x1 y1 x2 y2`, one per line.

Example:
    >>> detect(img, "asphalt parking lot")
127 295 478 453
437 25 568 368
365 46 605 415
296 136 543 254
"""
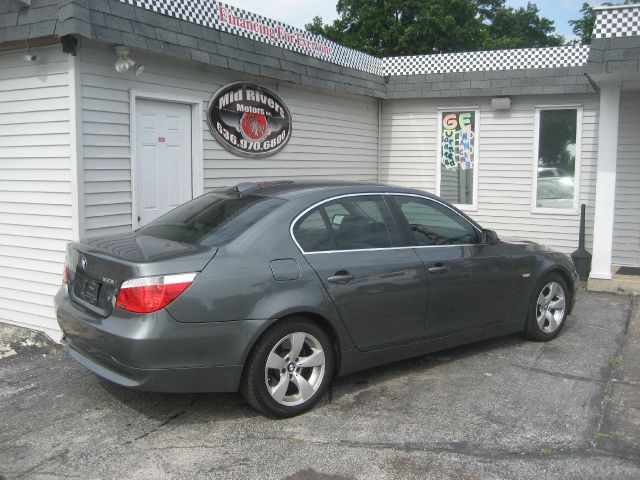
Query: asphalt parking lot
1 290 639 480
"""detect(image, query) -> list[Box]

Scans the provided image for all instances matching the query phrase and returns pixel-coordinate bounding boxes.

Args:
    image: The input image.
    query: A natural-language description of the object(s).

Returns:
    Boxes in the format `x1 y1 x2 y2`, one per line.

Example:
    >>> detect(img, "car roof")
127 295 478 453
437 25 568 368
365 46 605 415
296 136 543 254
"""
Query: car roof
215 180 440 200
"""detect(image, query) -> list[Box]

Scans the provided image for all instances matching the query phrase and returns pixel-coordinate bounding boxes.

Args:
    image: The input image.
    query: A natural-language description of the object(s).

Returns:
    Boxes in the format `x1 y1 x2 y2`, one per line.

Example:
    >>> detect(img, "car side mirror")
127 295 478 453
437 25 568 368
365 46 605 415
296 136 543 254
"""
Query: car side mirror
482 229 499 245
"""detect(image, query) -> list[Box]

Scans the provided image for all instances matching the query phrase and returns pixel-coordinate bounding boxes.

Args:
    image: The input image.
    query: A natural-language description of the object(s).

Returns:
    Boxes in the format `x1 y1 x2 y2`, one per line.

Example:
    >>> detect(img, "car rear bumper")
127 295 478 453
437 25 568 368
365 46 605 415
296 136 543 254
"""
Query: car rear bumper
55 288 269 393
62 336 243 392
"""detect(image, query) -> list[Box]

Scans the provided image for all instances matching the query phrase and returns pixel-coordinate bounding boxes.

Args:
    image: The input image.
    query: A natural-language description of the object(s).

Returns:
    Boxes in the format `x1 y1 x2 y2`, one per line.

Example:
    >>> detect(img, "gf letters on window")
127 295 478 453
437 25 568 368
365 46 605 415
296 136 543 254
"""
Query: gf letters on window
441 112 475 171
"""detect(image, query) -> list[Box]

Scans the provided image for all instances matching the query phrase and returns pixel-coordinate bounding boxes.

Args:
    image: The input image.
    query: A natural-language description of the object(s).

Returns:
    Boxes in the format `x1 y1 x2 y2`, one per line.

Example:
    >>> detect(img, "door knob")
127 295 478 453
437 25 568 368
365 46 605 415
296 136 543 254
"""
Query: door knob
327 271 355 284
428 264 448 274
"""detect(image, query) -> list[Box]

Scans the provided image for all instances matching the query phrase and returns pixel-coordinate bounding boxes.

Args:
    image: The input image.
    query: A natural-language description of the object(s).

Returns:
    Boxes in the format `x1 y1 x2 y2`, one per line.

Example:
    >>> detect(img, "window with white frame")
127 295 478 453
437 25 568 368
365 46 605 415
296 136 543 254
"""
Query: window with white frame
438 110 478 207
534 108 580 210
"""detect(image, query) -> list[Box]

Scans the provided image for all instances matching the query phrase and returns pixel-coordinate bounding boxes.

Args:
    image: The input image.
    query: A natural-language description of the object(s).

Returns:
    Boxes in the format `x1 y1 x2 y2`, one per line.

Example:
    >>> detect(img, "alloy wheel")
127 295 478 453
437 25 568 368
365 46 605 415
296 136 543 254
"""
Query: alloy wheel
535 281 566 333
264 332 326 407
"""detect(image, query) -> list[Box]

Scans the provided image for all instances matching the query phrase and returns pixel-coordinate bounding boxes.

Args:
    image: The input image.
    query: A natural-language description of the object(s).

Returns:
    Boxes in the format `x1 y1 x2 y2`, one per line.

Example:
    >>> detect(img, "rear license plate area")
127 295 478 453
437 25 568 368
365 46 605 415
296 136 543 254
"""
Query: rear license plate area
74 273 102 306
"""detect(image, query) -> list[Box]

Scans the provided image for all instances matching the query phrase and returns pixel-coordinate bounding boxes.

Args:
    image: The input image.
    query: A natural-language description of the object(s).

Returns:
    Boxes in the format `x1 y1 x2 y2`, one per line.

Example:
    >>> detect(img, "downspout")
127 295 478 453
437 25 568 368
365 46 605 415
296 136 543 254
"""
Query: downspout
377 98 382 183
67 37 84 241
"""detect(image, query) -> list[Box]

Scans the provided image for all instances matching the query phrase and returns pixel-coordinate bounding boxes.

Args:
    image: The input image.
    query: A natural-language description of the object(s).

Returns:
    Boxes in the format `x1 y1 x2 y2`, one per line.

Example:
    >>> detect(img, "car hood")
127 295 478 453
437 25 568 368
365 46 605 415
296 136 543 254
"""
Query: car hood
499 237 556 255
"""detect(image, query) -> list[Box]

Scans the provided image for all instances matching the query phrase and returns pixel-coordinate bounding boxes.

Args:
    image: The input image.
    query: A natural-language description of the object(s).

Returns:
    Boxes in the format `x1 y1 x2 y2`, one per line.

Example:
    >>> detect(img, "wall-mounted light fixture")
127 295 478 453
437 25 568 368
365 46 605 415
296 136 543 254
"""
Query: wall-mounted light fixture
114 46 144 76
23 51 40 63
22 39 40 63
490 97 511 110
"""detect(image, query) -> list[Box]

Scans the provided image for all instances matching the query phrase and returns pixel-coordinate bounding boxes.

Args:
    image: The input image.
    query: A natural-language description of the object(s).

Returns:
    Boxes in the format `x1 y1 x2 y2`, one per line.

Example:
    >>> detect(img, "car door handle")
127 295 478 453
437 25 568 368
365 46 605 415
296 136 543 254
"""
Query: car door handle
327 271 355 284
428 264 448 274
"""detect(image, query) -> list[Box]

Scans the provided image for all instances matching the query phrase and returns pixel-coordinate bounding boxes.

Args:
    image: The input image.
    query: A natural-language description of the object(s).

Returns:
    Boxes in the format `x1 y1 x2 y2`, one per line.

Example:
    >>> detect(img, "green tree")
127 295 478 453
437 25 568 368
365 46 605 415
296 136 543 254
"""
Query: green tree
306 0 564 57
483 2 563 50
569 2 599 45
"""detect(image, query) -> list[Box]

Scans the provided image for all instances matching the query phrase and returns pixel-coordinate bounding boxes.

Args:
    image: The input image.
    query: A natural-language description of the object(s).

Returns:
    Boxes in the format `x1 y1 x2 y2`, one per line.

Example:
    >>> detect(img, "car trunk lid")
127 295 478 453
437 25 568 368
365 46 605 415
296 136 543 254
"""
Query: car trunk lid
66 233 217 317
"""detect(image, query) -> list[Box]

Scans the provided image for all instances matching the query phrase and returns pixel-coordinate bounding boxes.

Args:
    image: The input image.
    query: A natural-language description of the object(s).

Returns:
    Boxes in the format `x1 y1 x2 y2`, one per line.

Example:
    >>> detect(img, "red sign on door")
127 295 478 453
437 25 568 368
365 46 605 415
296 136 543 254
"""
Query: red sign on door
158 136 166 143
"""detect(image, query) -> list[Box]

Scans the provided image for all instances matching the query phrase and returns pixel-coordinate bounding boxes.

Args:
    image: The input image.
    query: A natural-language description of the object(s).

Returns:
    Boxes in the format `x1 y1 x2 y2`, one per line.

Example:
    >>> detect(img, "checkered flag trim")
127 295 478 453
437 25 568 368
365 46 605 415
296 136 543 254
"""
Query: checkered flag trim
383 45 590 76
118 1 591 77
119 0 383 75
125 0 214 25
593 6 640 39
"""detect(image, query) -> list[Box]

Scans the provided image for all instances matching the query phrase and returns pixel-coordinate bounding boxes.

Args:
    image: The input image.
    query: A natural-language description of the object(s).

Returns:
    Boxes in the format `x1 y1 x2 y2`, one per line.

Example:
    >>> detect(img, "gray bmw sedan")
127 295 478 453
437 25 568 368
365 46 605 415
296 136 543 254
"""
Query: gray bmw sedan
56 181 578 417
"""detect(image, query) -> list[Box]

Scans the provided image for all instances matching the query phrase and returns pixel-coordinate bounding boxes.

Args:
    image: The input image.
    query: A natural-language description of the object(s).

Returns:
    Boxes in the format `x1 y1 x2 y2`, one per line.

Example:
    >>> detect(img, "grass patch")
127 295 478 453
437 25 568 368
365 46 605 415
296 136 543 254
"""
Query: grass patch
609 357 624 368
540 448 551 457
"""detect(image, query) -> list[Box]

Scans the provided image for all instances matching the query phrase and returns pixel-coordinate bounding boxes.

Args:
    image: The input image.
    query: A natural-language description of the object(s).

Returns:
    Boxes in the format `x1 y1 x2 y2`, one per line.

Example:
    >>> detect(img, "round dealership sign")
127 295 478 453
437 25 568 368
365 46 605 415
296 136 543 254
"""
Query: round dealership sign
207 82 292 158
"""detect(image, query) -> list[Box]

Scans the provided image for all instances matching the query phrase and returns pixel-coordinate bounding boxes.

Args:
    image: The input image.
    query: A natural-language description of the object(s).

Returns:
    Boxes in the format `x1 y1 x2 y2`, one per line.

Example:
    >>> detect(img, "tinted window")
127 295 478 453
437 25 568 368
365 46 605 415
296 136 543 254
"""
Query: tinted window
137 193 284 246
394 196 479 246
293 196 403 252
293 209 334 252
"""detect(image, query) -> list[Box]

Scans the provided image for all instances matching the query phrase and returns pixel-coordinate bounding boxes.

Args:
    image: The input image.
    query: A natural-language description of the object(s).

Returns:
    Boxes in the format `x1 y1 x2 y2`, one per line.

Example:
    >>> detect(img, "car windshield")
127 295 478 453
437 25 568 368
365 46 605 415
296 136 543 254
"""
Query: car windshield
136 192 285 246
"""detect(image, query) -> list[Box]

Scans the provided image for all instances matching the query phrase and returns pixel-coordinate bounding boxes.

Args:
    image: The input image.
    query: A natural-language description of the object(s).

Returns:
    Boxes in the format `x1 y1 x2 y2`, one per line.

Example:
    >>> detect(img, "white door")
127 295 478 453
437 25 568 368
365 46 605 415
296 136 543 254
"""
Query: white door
135 99 192 227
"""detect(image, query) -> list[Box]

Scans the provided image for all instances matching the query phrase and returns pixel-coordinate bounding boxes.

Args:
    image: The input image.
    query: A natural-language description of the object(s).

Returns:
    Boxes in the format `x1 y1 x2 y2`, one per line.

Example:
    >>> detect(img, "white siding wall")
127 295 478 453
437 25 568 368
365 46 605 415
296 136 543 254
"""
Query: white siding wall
381 95 599 253
0 40 634 336
79 42 379 238
613 92 640 267
0 46 74 335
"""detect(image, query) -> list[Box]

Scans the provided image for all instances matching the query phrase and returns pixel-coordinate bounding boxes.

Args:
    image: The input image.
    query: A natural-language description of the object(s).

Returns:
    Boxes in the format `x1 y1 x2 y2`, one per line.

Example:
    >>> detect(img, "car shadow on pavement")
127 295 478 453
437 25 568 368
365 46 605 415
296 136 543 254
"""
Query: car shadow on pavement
96 379 256 422
326 331 530 403
93 327 535 422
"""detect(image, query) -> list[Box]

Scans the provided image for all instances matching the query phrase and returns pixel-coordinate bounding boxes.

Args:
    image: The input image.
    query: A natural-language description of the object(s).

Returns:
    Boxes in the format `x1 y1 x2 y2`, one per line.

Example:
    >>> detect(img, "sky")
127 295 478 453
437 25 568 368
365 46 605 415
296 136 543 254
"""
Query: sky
224 1 612 42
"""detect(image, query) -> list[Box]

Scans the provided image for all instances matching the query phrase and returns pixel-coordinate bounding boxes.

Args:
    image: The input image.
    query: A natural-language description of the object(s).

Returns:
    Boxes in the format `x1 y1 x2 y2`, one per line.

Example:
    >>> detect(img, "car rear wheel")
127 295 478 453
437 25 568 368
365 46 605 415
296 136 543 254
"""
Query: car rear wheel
524 273 569 341
241 318 334 418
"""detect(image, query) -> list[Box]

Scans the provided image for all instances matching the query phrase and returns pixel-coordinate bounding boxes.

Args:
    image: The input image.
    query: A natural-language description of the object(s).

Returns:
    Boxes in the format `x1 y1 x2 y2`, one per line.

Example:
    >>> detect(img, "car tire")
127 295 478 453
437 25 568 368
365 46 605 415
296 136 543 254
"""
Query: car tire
241 317 334 418
524 273 570 342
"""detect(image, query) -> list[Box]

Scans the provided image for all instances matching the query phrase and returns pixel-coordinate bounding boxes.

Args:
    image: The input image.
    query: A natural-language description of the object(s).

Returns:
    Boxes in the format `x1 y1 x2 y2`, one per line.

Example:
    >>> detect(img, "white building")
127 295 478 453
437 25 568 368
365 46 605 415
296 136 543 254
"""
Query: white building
0 0 639 339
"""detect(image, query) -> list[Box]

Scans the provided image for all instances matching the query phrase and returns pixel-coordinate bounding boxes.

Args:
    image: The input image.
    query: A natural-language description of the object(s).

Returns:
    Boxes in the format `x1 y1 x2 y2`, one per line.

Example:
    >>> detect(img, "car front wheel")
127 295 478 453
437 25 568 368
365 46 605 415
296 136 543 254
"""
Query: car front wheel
241 318 334 418
524 273 569 341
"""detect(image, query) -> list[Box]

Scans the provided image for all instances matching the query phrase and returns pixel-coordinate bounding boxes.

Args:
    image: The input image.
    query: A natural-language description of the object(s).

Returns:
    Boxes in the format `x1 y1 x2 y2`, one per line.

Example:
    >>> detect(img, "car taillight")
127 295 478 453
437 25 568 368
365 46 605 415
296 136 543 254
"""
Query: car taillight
115 273 197 314
62 265 70 285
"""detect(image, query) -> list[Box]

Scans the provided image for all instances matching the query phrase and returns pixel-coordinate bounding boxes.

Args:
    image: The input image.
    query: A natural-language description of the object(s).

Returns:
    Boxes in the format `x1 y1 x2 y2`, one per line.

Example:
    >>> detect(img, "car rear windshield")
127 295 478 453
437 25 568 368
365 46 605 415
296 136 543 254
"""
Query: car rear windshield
136 193 285 246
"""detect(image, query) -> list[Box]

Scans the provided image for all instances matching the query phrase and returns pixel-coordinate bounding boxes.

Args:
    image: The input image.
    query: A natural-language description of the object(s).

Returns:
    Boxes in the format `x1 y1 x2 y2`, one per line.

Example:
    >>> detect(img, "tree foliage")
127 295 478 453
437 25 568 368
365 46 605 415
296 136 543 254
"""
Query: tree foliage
568 2 599 45
483 2 563 50
305 0 564 57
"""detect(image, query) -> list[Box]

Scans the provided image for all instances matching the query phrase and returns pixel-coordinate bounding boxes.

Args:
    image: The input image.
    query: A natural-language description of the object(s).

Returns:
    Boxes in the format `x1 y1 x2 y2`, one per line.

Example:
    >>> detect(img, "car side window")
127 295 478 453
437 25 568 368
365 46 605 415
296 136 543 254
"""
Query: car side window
394 196 480 246
293 209 334 252
323 196 403 250
293 196 403 252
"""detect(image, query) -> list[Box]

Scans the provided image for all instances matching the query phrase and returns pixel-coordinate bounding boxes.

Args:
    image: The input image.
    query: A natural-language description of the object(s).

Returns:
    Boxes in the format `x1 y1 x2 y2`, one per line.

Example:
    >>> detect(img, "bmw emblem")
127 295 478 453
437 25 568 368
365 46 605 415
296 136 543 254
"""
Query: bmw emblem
81 256 87 270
